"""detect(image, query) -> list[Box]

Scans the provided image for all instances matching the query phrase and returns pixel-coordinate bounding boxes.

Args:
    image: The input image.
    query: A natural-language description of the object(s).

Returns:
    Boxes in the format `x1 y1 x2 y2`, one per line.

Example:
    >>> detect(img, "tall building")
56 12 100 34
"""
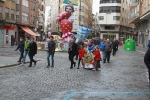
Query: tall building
49 0 93 35
0 0 44 46
99 0 133 41
92 13 100 37
0 0 16 46
49 0 60 35
128 0 150 48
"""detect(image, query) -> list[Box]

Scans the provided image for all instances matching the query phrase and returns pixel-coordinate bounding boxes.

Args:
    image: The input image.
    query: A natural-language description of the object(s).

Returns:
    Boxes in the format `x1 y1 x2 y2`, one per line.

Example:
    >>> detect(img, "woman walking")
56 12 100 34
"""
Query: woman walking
28 38 37 67
68 36 77 69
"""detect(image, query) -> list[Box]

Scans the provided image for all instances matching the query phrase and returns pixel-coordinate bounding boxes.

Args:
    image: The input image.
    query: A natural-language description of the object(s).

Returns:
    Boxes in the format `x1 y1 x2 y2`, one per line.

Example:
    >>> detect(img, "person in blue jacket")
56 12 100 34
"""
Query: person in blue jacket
99 39 105 60
148 40 150 48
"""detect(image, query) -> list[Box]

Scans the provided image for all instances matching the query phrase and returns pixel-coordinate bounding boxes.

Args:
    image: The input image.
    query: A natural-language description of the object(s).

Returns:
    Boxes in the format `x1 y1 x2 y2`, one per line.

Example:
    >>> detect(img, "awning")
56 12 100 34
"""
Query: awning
20 25 38 36
140 11 150 19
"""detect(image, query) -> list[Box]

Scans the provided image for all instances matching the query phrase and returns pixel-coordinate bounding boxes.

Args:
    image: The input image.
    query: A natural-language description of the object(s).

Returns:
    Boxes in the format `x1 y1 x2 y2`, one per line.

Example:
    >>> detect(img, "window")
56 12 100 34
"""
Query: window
113 16 120 20
105 26 115 30
22 0 28 7
16 0 20 4
79 15 84 21
0 6 2 17
11 9 14 19
5 8 9 19
100 6 121 13
80 6 84 11
16 11 19 20
99 16 104 20
22 12 28 21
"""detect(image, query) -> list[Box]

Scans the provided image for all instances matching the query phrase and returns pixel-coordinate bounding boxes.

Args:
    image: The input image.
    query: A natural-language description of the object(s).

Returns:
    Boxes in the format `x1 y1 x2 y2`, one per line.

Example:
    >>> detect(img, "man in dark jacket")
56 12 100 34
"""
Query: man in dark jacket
112 39 118 56
76 39 84 60
144 48 150 82
47 36 55 68
15 37 24 64
103 39 112 63
68 36 78 69
28 38 37 67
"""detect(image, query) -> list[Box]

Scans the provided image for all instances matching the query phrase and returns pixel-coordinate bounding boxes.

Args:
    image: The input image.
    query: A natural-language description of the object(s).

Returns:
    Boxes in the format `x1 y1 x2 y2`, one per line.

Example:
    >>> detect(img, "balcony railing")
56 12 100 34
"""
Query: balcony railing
100 0 121 3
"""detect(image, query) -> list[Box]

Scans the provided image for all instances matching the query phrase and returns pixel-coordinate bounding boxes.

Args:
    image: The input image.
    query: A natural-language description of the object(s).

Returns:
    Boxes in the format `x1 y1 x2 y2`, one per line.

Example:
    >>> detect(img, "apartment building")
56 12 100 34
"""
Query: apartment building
49 0 93 35
49 0 60 35
99 0 133 41
36 0 45 41
92 13 100 37
128 0 150 48
0 0 16 46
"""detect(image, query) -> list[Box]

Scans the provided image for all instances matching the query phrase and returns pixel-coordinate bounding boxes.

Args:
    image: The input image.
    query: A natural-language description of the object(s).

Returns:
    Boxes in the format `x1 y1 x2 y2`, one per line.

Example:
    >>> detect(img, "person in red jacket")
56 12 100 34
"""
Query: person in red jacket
92 45 101 71
77 45 86 69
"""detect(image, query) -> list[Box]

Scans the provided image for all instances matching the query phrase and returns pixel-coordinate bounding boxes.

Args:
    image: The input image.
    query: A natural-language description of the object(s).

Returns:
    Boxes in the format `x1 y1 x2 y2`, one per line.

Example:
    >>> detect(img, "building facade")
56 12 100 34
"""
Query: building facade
92 13 100 37
99 0 133 41
129 0 150 48
0 0 16 46
0 0 44 46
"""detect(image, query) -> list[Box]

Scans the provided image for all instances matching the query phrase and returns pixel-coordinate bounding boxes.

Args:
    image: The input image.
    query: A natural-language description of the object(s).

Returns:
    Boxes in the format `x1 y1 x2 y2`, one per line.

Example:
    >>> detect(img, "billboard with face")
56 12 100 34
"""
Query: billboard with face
63 0 78 5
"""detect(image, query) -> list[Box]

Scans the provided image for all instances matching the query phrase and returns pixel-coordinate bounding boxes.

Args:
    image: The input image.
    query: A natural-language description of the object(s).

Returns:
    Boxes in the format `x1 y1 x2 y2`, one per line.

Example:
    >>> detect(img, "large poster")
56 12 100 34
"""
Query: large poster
63 0 78 5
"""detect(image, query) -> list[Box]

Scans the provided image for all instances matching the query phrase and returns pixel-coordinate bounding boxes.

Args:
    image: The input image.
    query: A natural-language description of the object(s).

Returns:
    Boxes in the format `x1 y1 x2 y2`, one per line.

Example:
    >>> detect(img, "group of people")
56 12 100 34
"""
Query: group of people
16 35 119 71
15 37 37 67
68 36 120 70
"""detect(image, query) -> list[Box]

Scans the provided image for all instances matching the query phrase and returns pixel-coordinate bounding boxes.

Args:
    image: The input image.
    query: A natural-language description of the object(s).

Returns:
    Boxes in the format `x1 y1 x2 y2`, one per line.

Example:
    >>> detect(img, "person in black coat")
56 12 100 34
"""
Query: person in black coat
68 36 78 69
28 38 37 67
112 39 118 56
15 37 24 63
144 48 150 82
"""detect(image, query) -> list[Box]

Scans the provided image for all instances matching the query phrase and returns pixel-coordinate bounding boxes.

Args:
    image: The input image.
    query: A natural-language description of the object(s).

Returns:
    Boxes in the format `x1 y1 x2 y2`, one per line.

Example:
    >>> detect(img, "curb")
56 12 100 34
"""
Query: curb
0 59 41 68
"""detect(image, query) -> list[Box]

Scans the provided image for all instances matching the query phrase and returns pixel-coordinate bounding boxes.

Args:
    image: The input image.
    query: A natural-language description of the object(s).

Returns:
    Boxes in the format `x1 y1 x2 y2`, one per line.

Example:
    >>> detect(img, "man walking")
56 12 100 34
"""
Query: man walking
103 39 112 63
76 38 84 60
112 39 118 56
47 36 55 68
22 37 30 65
15 37 24 64
28 38 37 67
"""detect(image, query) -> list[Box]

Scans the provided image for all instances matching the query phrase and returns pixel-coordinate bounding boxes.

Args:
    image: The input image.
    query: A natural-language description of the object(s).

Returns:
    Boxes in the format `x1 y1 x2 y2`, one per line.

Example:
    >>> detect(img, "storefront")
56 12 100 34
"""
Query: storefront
100 33 119 40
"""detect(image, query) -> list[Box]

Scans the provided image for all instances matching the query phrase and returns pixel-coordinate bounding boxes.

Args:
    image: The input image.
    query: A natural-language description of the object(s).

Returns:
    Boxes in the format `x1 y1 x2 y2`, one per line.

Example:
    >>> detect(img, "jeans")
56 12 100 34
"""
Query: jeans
104 51 111 62
23 50 29 64
47 52 54 67
19 51 24 62
29 55 36 66
102 51 106 60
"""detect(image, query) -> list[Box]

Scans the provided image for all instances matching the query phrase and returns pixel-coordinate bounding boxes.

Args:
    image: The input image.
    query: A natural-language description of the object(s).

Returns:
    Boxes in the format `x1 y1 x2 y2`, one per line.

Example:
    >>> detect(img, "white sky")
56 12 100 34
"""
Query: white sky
92 0 99 14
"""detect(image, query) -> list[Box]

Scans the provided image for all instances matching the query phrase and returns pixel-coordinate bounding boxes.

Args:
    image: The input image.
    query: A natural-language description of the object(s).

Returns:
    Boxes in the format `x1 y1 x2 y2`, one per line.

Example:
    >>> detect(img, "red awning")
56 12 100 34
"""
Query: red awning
20 25 38 36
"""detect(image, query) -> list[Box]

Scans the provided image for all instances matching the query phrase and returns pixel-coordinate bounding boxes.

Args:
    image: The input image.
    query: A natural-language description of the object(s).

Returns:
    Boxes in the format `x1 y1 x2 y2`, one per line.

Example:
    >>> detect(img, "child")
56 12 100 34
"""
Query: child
77 45 86 69
92 45 101 71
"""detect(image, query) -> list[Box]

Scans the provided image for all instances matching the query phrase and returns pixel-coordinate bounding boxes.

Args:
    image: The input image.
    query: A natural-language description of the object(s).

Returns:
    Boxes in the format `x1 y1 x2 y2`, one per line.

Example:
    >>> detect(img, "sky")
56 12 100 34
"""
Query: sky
92 0 99 14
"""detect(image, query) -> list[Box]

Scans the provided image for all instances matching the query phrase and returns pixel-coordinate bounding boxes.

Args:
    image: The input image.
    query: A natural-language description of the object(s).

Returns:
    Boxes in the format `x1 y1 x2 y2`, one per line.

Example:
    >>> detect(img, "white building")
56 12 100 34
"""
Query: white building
99 0 133 41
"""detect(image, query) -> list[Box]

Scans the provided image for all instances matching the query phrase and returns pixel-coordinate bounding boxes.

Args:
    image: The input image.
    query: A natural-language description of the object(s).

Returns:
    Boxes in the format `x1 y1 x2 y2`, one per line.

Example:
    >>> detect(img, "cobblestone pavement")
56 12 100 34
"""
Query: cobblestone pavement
0 46 150 100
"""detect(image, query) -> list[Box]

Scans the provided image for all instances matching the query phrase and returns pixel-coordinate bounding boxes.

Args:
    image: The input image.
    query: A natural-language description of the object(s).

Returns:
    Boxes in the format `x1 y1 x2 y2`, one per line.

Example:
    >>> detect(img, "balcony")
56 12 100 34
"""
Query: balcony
130 0 139 7
140 11 150 20
128 12 140 24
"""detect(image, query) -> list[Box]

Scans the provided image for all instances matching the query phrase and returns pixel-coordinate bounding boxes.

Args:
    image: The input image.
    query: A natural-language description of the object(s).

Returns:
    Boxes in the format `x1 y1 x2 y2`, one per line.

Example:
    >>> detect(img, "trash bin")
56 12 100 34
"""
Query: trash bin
124 38 136 51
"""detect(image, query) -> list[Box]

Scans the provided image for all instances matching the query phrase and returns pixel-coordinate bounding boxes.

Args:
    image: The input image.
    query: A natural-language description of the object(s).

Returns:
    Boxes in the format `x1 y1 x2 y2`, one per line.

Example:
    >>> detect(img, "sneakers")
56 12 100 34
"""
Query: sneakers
92 69 96 71
92 68 101 71
97 68 101 71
